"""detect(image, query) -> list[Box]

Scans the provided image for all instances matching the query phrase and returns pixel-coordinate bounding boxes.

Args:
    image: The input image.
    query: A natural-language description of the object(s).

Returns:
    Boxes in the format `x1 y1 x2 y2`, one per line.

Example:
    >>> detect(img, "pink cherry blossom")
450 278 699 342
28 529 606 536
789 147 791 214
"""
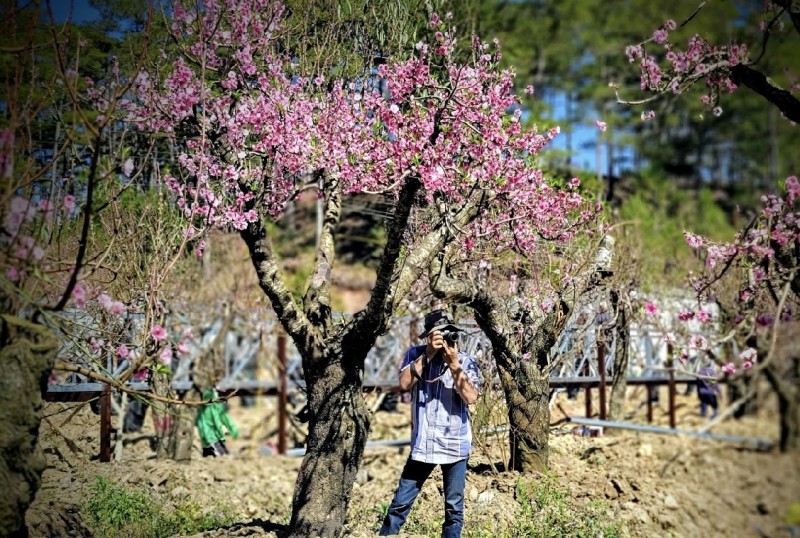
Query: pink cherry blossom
63 194 76 213
644 302 658 317
98 293 112 309
117 345 130 358
89 337 104 352
696 310 712 323
6 266 20 282
133 0 597 274
652 29 668 45
159 347 173 364
122 158 135 177
150 325 167 341
721 362 736 375
684 232 704 248
72 283 87 307
177 340 191 356
108 301 126 316
595 120 607 132
739 347 757 363
689 334 708 350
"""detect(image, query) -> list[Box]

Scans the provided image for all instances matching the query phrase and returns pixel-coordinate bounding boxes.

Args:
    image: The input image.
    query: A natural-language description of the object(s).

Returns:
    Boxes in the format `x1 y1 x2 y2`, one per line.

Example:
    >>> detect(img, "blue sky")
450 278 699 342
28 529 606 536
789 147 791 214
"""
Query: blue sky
48 0 100 23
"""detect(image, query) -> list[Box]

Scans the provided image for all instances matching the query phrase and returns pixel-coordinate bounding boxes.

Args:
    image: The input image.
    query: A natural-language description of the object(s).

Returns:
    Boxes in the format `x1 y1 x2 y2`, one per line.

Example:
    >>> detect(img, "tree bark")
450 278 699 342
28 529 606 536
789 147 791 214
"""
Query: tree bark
608 291 629 422
0 316 58 538
167 398 196 462
764 361 800 452
777 387 800 452
729 372 759 419
152 372 172 459
287 340 371 538
730 64 800 124
501 367 550 472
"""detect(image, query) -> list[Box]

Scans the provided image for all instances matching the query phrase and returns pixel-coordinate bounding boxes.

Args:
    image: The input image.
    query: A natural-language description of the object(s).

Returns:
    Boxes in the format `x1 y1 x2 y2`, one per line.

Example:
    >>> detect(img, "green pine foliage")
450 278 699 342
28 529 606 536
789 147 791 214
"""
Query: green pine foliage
618 172 736 289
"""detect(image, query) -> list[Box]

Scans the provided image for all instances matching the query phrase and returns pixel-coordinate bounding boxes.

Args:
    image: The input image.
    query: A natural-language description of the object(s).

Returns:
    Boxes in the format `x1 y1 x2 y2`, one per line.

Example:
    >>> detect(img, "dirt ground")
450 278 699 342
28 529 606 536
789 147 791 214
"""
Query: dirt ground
27 386 800 538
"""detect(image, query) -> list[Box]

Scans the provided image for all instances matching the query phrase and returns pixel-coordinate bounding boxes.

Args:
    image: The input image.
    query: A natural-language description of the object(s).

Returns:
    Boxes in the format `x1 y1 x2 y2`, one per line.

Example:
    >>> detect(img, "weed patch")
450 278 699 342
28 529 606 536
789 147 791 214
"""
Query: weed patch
85 476 234 538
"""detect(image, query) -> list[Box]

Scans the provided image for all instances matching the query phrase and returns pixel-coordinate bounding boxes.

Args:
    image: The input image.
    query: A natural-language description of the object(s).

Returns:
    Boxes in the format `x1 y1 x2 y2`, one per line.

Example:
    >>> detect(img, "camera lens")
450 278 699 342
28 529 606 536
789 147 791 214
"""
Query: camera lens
443 331 458 345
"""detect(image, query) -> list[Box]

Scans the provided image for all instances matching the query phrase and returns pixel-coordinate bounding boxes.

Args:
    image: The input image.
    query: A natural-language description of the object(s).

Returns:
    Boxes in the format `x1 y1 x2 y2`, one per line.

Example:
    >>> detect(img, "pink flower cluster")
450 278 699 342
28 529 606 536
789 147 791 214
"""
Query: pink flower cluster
682 178 799 373
133 1 599 261
2 190 78 285
627 15 754 115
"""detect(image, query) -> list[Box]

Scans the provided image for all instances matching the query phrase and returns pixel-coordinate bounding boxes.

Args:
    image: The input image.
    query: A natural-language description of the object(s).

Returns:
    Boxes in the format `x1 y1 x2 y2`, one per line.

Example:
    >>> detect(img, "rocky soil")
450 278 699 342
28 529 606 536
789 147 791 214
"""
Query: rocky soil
27 388 800 538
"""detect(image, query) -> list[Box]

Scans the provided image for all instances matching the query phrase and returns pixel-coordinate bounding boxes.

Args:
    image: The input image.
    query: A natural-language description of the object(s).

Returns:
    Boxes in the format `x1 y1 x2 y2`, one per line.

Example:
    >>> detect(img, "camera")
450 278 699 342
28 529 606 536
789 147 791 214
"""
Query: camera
441 330 459 345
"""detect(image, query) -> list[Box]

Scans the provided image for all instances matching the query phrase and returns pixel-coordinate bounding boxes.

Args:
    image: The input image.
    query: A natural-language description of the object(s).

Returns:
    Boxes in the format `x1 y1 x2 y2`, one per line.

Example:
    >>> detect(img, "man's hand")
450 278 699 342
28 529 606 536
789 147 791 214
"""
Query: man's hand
426 330 445 358
441 340 460 370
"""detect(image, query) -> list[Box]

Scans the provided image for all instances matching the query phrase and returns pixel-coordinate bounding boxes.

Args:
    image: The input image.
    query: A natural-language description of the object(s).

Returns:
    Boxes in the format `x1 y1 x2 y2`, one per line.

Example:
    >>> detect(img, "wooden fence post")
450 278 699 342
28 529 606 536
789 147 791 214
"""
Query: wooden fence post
598 341 607 421
100 384 111 463
667 343 676 429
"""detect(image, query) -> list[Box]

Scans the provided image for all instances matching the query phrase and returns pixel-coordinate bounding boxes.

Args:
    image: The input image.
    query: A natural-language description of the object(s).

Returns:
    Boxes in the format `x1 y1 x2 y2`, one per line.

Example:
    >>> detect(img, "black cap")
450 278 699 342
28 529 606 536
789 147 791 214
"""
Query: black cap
419 309 462 339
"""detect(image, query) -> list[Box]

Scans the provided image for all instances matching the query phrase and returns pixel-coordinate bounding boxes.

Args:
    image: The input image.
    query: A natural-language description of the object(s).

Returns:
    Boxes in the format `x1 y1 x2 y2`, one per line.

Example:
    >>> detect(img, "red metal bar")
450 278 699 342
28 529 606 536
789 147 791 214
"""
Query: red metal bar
584 384 592 418
100 383 111 462
277 331 287 455
598 341 607 420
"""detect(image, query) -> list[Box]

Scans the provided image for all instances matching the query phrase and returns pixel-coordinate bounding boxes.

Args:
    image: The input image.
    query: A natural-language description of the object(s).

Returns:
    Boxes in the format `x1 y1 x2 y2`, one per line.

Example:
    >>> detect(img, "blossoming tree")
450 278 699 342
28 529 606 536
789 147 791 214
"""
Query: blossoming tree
620 1 800 122
618 1 799 451
0 3 199 532
135 1 598 534
681 178 799 450
428 228 606 472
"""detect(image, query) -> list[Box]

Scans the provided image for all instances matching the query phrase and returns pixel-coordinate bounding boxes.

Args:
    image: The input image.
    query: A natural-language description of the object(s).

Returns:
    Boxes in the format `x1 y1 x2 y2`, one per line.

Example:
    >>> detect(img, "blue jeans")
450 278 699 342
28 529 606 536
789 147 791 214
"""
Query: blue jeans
699 393 718 418
379 457 467 538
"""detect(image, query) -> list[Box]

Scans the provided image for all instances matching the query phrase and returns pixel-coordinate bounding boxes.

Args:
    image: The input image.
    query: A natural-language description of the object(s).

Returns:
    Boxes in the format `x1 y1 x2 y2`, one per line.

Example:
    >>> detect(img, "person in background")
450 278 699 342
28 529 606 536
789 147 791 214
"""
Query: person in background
696 362 722 419
379 309 482 538
196 388 239 457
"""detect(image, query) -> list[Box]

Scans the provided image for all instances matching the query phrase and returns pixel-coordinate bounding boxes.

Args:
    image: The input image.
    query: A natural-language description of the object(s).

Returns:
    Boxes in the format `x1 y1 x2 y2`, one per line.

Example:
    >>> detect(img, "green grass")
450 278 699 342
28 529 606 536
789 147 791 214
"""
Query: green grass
511 473 624 538
360 472 625 538
85 476 234 538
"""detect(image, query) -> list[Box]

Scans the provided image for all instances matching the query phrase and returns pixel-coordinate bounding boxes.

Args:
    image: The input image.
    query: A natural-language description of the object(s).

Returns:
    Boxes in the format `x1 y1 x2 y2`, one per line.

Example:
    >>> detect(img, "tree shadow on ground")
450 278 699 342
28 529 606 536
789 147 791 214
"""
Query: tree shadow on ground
197 518 289 537
469 461 508 474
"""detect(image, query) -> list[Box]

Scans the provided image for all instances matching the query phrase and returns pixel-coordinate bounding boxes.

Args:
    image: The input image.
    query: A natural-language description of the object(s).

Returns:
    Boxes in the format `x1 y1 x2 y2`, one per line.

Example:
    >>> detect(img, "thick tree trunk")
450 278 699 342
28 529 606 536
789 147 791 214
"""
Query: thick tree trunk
287 345 371 537
500 367 550 473
0 316 57 538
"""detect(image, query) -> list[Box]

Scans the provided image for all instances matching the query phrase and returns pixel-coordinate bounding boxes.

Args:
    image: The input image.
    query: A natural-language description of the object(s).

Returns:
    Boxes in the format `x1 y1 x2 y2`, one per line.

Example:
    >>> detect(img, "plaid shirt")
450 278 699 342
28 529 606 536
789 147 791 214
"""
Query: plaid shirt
400 345 482 464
